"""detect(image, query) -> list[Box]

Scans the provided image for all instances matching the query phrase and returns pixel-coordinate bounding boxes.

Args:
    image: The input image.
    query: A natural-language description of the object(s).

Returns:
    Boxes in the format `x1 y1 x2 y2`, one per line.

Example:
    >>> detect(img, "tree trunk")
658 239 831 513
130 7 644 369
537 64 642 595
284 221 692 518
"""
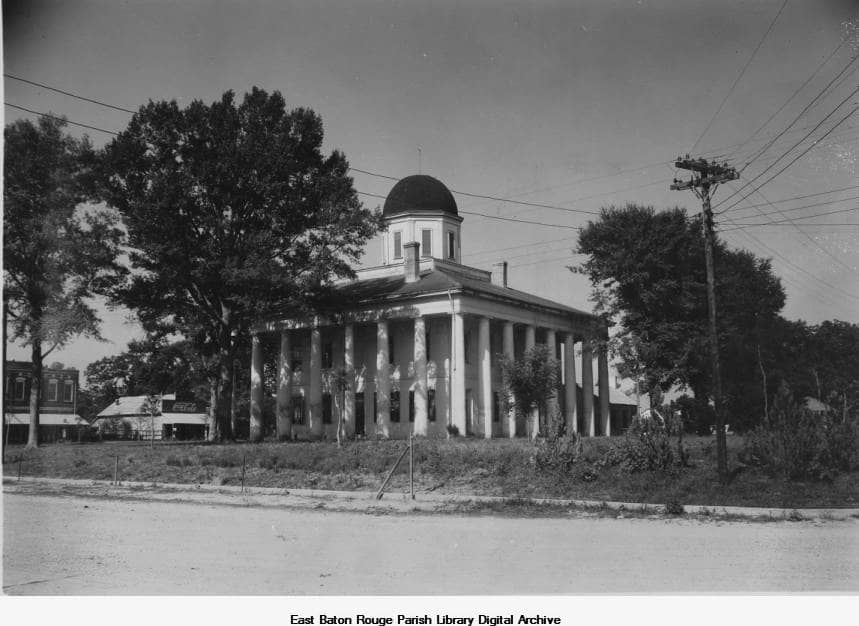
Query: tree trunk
757 343 769 426
216 354 234 441
207 378 219 441
27 339 43 448
230 359 238 437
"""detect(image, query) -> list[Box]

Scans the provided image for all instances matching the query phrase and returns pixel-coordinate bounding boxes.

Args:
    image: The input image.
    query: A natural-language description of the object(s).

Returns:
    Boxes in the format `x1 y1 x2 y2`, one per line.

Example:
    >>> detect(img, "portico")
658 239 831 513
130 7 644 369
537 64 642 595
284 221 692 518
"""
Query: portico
250 174 612 440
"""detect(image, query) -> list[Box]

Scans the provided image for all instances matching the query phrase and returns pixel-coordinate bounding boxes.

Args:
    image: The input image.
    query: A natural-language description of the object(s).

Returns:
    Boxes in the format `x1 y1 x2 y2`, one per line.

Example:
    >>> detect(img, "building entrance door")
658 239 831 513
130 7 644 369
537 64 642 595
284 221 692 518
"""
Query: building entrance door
355 392 365 436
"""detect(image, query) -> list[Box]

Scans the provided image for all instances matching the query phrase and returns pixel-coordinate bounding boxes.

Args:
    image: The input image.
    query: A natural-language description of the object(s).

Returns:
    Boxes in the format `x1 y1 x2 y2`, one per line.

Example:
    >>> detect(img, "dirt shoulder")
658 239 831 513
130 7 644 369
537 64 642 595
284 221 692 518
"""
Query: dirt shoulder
5 476 859 522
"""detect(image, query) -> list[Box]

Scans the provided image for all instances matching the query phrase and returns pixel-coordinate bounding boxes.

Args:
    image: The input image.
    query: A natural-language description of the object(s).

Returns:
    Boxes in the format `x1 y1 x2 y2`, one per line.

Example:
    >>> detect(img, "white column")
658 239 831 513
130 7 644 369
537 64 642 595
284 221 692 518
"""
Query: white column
598 346 611 437
502 321 516 438
276 331 292 440
478 316 493 439
582 341 595 437
250 333 264 442
525 325 537 439
344 324 355 437
308 326 322 437
450 312 466 435
564 333 577 434
376 320 391 438
413 316 428 436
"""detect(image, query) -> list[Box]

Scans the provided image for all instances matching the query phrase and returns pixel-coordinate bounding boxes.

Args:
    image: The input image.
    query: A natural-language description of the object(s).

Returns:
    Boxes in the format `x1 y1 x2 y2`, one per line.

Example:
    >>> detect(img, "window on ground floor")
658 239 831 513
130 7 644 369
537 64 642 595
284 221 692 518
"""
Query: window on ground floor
408 390 415 422
292 395 305 425
390 390 400 422
428 389 436 422
493 391 500 423
322 393 333 424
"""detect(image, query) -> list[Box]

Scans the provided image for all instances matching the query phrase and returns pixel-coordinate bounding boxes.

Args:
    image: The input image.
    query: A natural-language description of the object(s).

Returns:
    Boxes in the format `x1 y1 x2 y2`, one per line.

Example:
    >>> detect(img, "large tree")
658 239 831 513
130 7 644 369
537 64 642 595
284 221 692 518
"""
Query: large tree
99 88 384 441
575 204 785 430
4 116 125 447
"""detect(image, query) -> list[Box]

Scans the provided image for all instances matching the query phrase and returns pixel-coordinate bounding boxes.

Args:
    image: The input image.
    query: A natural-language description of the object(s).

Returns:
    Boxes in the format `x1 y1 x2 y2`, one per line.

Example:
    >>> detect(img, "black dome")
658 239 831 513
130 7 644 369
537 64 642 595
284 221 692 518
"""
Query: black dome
383 175 458 217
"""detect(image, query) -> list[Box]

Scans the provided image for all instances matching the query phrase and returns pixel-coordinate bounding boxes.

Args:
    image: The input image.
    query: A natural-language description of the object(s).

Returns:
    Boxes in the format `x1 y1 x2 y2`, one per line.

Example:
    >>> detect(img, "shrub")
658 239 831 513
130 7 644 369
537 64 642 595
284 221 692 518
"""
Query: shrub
532 413 583 472
739 383 859 481
665 499 685 515
534 430 583 473
600 414 688 473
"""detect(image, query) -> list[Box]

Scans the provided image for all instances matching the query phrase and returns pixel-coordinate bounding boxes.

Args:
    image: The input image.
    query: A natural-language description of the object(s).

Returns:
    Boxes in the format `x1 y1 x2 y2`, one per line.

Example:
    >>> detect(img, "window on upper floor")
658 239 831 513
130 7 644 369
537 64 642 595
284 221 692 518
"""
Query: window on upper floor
393 231 403 260
447 231 456 260
14 378 25 401
64 380 74 403
46 379 58 402
421 229 432 257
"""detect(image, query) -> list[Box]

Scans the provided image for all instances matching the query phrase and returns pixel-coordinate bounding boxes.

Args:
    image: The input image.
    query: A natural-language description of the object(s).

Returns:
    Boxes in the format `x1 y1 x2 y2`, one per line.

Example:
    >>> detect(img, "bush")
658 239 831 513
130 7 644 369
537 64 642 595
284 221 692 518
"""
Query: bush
534 431 583 473
600 414 688 473
739 384 859 481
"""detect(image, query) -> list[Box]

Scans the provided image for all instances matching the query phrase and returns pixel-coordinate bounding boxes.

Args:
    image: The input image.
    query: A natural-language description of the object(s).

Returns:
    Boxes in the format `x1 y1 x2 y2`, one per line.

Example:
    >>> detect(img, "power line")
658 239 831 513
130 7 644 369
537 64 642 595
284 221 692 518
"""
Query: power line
737 52 859 170
722 181 856 273
721 205 859 229
356 190 583 230
727 37 847 159
725 184 859 214
4 102 119 135
728 194 859 220
716 102 859 213
689 0 789 154
4 73 137 113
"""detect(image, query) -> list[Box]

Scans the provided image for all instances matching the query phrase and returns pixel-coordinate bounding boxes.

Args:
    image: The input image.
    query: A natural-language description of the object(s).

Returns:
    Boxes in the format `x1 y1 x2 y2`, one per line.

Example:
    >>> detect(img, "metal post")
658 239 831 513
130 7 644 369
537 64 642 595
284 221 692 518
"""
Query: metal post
241 454 246 492
18 456 23 481
376 442 410 500
114 455 119 485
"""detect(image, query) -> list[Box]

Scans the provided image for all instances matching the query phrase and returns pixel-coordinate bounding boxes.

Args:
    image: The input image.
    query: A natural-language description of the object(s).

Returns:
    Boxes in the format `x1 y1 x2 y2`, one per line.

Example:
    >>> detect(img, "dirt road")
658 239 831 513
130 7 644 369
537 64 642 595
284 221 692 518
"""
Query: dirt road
3 492 858 594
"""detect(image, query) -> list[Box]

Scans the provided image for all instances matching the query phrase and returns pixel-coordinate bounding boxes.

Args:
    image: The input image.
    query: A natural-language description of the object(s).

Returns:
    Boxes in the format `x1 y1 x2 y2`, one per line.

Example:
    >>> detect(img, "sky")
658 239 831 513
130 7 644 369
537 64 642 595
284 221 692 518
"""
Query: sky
3 0 858 378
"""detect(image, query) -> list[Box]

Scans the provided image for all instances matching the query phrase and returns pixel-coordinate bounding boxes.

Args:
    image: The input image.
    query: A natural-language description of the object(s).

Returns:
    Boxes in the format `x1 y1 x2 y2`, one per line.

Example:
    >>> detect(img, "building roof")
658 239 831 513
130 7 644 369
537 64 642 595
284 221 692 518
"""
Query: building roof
336 262 594 320
383 174 459 217
96 394 175 418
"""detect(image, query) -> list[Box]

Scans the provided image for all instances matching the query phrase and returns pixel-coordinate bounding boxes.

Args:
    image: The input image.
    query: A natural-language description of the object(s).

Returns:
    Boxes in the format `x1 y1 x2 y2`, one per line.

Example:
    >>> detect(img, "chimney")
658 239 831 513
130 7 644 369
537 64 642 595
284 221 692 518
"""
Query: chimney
404 241 420 283
491 261 508 287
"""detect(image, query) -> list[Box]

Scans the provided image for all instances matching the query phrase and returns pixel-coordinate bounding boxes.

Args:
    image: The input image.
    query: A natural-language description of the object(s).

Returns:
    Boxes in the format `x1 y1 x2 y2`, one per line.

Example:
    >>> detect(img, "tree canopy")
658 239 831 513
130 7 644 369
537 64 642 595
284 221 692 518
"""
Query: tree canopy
575 203 786 430
4 116 125 447
99 87 384 440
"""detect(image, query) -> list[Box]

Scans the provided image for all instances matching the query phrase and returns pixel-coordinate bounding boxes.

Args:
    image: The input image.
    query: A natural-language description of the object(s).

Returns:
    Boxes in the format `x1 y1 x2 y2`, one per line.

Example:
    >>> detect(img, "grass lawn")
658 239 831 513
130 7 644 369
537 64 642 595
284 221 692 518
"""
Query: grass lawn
3 435 858 508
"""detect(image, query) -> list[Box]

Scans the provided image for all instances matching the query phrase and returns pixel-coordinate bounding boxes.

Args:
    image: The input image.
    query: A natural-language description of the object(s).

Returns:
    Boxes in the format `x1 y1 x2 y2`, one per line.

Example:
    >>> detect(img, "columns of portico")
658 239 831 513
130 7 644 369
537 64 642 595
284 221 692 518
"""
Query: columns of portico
502 321 516 438
524 324 537 439
545 329 558 432
376 320 391 437
450 312 466 435
563 333 577 434
581 340 595 437
413 317 429 436
478 316 492 439
276 331 293 440
598 345 611 437
250 333 264 442
343 324 355 437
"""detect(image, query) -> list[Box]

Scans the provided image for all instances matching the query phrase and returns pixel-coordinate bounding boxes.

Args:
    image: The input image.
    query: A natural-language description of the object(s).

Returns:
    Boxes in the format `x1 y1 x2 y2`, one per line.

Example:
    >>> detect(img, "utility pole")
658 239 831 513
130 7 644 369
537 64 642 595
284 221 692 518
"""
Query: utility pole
671 155 738 484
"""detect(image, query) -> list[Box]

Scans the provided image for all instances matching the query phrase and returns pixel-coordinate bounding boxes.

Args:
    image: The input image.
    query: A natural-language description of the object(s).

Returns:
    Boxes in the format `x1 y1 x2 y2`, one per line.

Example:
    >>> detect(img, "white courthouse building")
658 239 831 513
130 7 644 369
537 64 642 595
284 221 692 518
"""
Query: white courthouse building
250 174 612 440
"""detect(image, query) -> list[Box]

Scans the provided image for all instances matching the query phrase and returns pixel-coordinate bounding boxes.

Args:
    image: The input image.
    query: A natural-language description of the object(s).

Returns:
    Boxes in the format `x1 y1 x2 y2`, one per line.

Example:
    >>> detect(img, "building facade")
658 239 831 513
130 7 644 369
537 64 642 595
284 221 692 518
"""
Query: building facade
93 394 210 440
3 360 83 443
250 174 613 440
